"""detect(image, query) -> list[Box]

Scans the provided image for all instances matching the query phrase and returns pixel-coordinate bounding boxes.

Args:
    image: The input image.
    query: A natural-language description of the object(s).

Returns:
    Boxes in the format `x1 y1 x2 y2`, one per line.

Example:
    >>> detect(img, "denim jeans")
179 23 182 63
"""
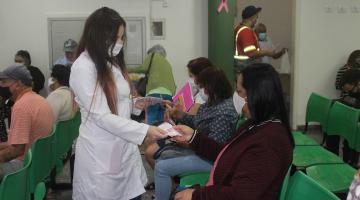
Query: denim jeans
146 93 172 125
154 155 212 200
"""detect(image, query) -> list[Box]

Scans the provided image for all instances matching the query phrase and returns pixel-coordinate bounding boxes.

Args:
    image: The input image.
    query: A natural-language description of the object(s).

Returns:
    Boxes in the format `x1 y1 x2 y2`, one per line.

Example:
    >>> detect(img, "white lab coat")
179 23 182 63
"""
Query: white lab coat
70 51 149 200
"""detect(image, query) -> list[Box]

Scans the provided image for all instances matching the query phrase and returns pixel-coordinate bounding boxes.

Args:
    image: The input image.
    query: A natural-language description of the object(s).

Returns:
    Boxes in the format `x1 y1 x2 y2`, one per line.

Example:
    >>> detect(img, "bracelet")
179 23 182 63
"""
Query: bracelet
188 129 198 144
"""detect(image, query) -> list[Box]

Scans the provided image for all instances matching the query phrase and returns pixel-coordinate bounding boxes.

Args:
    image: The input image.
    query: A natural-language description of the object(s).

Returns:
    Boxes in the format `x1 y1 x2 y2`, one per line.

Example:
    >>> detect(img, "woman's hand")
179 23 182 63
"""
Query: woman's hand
172 125 194 144
166 102 186 120
146 126 167 141
174 189 194 200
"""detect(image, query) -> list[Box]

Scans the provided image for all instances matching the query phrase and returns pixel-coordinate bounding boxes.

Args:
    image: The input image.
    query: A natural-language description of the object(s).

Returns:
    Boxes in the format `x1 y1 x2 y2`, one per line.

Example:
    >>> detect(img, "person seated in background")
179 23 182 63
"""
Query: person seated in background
327 50 360 167
339 68 360 108
153 68 238 200
336 49 360 98
0 87 12 142
15 50 45 94
254 23 286 64
128 44 176 125
53 38 78 68
143 57 214 172
185 57 214 115
47 64 76 122
347 170 360 200
173 63 294 200
0 65 54 179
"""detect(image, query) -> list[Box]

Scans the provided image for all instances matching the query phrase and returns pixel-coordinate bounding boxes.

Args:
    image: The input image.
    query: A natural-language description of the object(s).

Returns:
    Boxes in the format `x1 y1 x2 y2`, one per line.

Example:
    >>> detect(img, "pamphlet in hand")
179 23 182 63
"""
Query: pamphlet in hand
158 122 181 137
172 82 194 112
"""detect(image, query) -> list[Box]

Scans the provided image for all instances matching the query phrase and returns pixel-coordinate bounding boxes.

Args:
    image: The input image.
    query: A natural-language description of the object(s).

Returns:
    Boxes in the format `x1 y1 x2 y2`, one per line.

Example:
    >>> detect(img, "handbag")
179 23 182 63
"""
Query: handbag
136 53 155 97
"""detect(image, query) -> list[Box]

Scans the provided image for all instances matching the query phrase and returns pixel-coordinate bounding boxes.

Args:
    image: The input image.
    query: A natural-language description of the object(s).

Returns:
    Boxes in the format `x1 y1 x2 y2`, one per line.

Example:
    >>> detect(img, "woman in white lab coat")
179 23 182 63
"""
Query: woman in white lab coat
70 7 167 200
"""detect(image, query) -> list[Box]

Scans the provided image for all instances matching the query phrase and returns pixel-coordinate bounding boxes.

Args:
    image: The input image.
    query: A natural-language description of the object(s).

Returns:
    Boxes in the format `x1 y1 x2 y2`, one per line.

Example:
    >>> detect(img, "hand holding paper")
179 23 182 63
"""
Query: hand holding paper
158 122 181 137
172 125 194 144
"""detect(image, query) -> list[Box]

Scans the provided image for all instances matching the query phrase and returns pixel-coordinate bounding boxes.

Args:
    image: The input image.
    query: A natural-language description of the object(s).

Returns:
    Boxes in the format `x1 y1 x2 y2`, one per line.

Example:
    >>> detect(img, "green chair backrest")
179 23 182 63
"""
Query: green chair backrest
70 111 81 141
279 166 291 200
305 93 332 129
326 102 360 150
236 116 247 129
286 171 340 200
0 150 32 200
28 133 55 194
54 118 74 160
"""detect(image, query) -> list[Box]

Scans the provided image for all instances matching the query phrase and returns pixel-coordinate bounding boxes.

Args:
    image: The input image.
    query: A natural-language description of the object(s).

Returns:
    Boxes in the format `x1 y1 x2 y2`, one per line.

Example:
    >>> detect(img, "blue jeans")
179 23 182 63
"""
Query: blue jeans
154 155 212 200
146 93 172 125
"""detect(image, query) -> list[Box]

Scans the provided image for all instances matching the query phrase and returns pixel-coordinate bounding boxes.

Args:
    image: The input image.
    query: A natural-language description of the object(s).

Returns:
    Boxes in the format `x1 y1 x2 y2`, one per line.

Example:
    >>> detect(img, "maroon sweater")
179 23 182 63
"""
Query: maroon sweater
190 121 293 200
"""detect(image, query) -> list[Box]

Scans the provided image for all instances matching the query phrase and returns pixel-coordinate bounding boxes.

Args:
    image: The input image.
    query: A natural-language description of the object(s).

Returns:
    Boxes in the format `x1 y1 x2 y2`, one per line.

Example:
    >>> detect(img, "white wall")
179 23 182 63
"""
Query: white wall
0 0 150 78
0 0 208 92
150 0 208 88
292 0 360 127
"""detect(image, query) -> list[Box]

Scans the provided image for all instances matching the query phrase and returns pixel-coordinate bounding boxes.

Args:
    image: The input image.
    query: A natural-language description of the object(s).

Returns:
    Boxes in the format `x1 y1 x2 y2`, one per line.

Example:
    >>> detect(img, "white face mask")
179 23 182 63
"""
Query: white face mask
233 92 246 116
48 77 54 90
14 62 24 66
199 88 208 102
188 78 199 94
108 43 123 57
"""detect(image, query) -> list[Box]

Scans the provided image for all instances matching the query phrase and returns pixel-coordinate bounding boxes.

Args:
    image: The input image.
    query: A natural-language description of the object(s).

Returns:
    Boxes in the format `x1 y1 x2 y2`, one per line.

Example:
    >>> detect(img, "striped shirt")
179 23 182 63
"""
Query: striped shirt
335 65 350 97
8 90 54 160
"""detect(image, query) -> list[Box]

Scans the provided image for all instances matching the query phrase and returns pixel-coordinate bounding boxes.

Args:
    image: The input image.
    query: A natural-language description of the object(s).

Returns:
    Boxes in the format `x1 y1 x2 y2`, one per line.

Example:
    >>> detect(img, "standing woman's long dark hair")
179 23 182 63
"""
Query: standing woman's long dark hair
242 63 294 147
76 7 128 115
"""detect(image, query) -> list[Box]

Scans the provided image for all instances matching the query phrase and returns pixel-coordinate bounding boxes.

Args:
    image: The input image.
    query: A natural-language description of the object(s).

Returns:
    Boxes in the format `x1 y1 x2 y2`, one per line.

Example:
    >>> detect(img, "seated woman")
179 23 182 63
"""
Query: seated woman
143 57 214 172
173 63 294 200
154 67 238 200
335 49 360 98
186 57 214 115
46 64 76 122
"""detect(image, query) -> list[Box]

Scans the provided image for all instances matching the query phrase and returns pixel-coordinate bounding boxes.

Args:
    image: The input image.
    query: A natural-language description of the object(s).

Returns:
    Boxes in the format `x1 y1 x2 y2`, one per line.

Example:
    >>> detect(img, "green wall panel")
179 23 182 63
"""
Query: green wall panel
208 0 236 85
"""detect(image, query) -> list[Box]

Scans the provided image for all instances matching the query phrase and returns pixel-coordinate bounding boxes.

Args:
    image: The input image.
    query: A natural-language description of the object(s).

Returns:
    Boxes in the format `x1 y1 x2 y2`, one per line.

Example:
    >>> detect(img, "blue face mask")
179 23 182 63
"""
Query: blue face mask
258 33 267 41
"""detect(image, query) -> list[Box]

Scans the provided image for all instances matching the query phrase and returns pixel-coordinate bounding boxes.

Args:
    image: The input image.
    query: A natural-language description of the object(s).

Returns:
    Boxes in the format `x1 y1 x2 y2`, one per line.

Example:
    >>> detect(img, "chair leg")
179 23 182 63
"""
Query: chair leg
304 122 309 133
325 135 340 155
70 154 75 183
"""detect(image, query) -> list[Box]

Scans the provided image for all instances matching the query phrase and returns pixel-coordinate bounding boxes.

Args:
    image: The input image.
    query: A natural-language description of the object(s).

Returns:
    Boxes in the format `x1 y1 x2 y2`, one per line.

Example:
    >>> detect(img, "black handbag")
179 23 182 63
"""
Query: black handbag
136 53 155 97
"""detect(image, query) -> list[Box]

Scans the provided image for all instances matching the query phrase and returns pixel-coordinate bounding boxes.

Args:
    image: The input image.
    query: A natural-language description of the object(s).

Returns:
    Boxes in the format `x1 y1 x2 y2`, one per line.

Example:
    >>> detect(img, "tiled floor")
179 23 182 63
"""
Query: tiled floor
49 149 155 200
51 127 325 200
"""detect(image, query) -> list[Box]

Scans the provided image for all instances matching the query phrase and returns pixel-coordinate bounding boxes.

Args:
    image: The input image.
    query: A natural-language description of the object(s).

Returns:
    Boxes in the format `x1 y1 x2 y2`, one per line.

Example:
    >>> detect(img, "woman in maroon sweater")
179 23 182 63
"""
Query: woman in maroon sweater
173 63 294 200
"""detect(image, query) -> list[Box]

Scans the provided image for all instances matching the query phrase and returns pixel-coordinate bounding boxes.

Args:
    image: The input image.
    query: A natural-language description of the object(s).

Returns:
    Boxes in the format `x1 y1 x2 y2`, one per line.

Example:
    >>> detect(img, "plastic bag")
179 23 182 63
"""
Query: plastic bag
280 50 291 74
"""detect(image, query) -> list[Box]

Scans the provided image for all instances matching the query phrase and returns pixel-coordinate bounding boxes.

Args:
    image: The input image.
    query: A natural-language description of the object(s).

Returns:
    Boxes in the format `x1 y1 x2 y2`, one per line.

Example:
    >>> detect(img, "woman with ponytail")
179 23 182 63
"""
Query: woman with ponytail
70 7 167 200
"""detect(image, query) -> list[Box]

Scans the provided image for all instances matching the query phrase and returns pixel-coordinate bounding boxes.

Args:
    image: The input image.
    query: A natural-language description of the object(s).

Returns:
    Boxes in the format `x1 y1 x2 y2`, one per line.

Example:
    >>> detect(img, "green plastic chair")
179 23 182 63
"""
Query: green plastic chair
53 112 81 174
304 93 333 133
292 131 319 146
293 145 343 169
54 118 74 161
292 93 332 146
179 172 210 187
0 150 32 200
279 166 291 200
235 116 247 129
28 132 56 195
306 163 356 193
286 171 340 200
326 102 360 151
70 111 81 141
